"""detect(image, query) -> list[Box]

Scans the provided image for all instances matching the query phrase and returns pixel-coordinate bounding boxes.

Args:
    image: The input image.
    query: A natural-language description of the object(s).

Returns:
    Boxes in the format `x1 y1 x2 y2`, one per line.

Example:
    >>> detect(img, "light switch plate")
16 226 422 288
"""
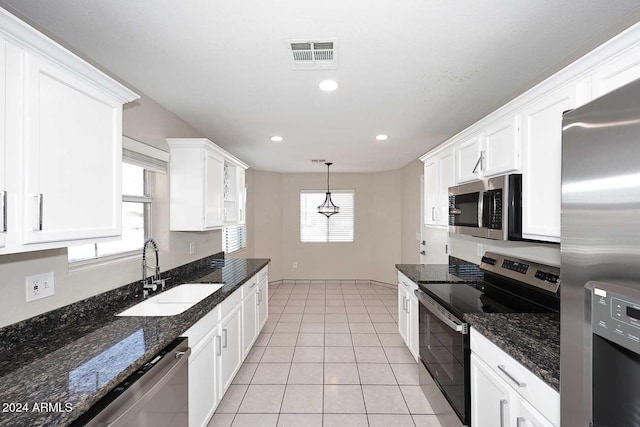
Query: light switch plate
26 272 54 302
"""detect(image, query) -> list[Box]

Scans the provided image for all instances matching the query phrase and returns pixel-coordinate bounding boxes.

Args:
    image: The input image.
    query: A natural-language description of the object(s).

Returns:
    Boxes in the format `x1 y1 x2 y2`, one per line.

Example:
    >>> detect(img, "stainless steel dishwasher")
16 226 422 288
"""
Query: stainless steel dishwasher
72 337 190 427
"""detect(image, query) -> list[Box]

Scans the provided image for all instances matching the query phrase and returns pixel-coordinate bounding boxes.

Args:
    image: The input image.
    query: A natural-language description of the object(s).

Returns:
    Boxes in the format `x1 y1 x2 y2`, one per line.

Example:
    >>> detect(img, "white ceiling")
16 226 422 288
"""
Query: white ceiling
3 1 640 172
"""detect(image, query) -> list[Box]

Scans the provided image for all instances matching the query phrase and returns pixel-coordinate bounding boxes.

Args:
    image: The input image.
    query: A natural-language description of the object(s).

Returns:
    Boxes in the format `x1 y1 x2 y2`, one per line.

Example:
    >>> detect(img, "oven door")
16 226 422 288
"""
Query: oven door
416 289 470 426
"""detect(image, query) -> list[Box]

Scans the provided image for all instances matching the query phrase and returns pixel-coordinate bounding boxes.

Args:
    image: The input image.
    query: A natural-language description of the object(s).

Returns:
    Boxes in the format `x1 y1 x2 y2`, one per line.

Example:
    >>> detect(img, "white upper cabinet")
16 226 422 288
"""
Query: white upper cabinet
168 138 248 231
521 84 576 242
453 115 520 185
0 9 138 254
481 114 520 177
237 168 246 225
454 134 482 183
422 147 453 227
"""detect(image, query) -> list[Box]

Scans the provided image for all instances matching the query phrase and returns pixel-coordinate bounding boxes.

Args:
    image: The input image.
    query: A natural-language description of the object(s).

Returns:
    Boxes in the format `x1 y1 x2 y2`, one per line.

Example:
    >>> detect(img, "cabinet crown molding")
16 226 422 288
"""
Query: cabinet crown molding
0 7 138 103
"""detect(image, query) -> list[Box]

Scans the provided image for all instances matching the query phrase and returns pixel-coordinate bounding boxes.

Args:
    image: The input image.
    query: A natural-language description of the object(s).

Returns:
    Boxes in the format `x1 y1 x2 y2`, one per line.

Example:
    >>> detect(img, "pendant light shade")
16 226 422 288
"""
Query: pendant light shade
318 162 340 218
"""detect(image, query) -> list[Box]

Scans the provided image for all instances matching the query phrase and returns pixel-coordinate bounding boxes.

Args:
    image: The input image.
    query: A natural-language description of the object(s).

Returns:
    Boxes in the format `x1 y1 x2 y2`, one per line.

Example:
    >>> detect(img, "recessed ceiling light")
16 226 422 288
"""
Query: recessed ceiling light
270 136 284 142
376 134 389 141
319 80 339 92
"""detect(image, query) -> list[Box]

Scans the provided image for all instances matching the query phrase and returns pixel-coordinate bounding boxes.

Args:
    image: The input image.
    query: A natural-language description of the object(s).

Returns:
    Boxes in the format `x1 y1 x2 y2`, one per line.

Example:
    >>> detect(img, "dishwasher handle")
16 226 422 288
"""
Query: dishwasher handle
415 289 468 334
85 340 191 427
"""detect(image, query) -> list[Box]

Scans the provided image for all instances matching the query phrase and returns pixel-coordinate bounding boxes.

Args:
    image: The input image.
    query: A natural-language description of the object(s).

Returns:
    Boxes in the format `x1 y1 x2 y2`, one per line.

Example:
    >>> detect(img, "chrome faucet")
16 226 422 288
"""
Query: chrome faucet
142 238 165 298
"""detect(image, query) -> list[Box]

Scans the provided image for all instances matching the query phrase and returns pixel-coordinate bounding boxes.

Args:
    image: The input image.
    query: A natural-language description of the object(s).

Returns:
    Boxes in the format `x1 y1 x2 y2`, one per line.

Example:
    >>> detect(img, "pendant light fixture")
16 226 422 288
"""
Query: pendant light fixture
317 162 340 218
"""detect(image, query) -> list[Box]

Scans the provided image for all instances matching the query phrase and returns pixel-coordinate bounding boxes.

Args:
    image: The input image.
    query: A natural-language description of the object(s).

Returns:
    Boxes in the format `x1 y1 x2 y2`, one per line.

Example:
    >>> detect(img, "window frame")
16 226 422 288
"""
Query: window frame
299 189 355 244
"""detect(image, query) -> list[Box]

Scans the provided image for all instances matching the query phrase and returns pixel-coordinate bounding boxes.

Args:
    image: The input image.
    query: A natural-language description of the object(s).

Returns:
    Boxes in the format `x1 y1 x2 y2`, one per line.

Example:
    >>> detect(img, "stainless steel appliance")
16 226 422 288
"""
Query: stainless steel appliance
448 174 523 240
561 77 640 427
72 337 190 426
416 253 559 427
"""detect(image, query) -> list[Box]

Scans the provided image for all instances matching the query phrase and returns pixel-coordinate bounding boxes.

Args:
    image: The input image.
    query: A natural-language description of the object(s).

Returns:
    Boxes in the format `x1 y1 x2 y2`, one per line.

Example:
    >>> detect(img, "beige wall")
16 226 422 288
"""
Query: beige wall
248 169 406 285
0 94 226 328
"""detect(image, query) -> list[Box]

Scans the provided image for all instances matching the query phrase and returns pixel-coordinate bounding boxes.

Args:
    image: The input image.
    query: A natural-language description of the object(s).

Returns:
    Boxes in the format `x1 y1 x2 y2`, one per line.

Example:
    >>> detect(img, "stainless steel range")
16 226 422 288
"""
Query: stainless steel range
416 253 560 427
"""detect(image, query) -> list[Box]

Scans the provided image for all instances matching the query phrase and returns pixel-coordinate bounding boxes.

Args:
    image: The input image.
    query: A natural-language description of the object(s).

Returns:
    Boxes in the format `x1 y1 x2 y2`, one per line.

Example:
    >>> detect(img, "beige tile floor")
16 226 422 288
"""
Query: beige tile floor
208 281 442 427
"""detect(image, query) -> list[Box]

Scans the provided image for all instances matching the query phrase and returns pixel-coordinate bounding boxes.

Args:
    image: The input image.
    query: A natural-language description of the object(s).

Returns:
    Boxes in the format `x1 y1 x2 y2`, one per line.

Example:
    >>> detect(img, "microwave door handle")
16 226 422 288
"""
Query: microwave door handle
478 192 484 227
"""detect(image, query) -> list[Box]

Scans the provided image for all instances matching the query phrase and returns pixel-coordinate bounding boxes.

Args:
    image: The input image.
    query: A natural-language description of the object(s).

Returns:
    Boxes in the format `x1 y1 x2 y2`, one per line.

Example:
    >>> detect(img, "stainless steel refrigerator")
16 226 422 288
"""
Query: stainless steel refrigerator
561 78 640 426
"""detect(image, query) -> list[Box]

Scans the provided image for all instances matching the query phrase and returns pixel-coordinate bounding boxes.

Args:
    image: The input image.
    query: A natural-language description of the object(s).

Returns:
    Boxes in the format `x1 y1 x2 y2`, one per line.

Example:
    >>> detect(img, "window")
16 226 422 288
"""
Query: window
223 225 247 254
300 190 354 243
68 137 168 264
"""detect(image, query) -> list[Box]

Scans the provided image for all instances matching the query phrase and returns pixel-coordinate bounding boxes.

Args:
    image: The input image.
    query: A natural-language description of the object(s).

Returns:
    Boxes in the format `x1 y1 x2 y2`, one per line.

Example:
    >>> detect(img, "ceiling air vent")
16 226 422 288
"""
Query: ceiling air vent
286 39 338 70
311 159 327 163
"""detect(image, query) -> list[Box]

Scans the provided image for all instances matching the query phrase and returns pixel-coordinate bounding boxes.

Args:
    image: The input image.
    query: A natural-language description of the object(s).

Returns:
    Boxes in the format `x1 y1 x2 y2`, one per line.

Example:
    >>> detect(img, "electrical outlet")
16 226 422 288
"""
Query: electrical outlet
189 242 195 255
477 244 484 257
26 272 54 302
293 261 298 269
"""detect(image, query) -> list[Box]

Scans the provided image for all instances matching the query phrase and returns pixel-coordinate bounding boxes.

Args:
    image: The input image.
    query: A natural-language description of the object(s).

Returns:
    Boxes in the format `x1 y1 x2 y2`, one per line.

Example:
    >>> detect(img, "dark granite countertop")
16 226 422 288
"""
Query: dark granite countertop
464 313 560 392
395 261 483 284
0 257 269 427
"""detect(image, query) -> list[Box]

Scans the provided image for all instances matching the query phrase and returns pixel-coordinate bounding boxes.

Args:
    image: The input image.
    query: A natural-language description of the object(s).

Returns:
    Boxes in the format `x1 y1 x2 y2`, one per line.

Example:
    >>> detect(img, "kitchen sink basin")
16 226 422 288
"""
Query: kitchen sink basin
117 283 223 317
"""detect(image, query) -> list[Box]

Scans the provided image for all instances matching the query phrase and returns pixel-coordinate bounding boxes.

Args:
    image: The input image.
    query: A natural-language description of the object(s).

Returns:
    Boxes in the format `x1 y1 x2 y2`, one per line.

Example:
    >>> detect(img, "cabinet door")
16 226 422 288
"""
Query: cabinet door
592 43 640 99
398 287 408 344
438 149 454 225
257 278 269 331
521 85 576 242
482 115 520 177
204 150 224 228
518 400 556 427
237 168 246 225
21 50 123 244
242 287 258 359
220 306 243 394
470 353 514 427
455 135 481 183
423 158 438 226
189 331 218 427
407 293 419 361
0 39 6 249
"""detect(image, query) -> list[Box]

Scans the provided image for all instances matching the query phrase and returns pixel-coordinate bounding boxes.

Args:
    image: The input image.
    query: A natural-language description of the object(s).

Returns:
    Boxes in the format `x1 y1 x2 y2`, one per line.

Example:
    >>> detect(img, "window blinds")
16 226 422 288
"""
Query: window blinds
122 136 169 174
223 225 247 254
300 190 354 243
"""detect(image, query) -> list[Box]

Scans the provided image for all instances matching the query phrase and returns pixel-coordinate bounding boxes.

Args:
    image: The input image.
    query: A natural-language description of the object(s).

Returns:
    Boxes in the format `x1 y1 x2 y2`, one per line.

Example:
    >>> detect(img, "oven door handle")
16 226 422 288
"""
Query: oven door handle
415 289 468 334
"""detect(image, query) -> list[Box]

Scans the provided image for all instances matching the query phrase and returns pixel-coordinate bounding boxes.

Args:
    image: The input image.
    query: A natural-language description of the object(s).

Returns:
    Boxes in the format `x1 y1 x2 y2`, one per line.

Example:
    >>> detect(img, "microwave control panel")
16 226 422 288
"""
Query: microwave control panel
592 287 640 354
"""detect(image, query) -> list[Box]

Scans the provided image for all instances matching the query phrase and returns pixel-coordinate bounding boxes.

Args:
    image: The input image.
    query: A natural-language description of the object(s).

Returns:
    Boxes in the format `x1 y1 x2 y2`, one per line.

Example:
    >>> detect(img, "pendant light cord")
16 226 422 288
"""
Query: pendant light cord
326 162 332 192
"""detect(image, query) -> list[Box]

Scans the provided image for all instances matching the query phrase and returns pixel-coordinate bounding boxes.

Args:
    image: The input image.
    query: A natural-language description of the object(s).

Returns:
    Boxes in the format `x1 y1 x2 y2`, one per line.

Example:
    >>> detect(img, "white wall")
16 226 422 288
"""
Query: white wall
449 234 560 266
0 94 225 328
400 160 423 264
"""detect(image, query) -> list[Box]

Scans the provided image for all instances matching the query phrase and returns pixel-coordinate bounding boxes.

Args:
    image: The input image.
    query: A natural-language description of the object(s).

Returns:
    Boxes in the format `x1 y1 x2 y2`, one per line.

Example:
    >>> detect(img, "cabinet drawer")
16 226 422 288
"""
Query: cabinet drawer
257 266 268 282
470 328 559 426
220 288 242 319
182 305 220 345
242 275 258 299
397 272 418 293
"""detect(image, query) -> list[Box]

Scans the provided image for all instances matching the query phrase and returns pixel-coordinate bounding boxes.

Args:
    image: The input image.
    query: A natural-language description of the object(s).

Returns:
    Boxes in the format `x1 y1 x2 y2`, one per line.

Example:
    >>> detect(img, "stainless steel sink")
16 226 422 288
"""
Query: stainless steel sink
116 283 223 317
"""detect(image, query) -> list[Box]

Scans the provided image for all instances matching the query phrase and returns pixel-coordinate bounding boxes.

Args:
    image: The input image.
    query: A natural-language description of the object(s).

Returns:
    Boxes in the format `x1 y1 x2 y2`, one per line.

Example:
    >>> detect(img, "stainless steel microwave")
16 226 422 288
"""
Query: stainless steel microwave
448 174 523 240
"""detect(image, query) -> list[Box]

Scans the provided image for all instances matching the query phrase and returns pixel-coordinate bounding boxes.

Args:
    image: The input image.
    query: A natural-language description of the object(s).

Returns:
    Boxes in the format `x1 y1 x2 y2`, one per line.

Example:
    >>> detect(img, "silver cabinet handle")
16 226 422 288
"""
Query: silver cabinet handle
258 290 262 303
33 194 43 231
471 150 485 173
223 329 228 348
406 298 410 314
431 206 436 221
0 191 6 233
216 335 222 356
239 208 243 221
256 292 259 306
498 365 526 387
517 417 525 427
402 281 409 288
402 296 407 312
499 399 507 427
249 281 257 289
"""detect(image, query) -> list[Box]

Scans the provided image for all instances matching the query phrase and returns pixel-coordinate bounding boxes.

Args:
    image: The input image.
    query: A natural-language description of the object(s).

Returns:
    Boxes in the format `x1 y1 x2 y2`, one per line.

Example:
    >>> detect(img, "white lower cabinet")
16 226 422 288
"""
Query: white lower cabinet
397 272 419 361
188 329 219 427
241 277 259 359
183 266 269 427
219 305 243 393
470 328 559 427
